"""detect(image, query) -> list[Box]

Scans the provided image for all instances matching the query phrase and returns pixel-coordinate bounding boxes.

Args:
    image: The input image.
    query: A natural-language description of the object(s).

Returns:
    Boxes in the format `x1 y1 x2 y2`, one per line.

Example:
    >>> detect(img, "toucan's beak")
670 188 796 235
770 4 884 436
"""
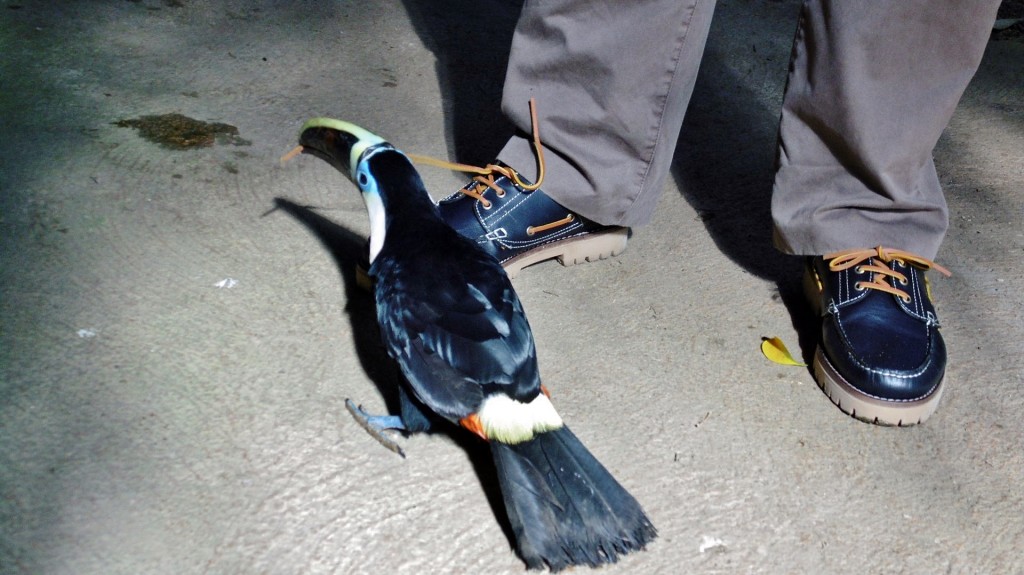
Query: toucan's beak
297 125 358 177
294 118 389 182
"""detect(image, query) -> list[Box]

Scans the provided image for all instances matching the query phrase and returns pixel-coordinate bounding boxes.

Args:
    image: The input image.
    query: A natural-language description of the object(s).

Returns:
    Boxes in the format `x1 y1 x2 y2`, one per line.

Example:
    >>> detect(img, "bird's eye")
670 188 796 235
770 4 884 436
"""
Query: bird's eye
358 173 369 187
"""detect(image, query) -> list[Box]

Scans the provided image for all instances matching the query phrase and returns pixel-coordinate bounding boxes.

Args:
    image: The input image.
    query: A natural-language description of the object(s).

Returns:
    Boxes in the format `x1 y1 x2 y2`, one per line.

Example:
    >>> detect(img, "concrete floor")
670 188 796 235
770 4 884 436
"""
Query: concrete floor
2 1 1022 573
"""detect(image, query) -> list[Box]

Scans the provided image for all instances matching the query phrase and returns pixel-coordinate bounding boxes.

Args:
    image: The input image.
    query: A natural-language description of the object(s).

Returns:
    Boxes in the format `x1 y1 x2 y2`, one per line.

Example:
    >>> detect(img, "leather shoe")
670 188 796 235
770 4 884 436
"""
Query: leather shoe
806 246 952 426
437 163 628 278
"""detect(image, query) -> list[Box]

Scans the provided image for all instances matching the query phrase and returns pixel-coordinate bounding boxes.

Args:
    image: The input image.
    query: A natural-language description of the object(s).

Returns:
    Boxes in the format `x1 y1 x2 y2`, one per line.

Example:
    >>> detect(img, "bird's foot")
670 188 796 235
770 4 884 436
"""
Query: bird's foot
345 399 407 458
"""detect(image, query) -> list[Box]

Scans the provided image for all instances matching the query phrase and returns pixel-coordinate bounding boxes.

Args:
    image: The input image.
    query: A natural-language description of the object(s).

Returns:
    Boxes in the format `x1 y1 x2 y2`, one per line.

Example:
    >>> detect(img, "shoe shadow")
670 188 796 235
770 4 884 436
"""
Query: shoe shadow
270 197 513 549
398 0 522 165
671 42 818 364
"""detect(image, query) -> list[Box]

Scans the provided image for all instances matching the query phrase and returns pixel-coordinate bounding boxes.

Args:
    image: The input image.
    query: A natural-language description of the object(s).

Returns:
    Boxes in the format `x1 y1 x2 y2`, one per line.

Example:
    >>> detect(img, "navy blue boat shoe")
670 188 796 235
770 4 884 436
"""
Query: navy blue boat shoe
437 163 628 278
806 247 952 426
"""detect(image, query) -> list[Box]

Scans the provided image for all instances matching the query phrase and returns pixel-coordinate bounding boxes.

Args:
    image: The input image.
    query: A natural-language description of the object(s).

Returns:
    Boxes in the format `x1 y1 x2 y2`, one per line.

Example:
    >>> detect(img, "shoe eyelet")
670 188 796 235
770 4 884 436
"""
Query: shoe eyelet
899 278 909 286
855 266 864 274
481 200 493 210
495 189 506 198
854 282 866 292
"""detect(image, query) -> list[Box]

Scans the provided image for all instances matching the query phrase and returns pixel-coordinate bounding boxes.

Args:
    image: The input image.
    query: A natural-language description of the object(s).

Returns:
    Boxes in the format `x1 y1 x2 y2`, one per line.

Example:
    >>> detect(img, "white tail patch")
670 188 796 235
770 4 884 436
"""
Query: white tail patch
478 392 564 445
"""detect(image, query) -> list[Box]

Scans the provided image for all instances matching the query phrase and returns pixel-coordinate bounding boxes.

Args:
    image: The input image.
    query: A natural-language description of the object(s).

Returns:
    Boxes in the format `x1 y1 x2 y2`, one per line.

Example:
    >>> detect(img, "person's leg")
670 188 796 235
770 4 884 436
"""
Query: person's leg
439 0 717 276
499 0 717 227
772 0 999 259
771 0 1001 425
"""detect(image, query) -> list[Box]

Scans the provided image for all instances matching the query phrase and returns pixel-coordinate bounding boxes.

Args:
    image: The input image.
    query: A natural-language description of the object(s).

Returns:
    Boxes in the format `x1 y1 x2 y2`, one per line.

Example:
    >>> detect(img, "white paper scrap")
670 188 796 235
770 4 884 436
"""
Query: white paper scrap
699 535 725 553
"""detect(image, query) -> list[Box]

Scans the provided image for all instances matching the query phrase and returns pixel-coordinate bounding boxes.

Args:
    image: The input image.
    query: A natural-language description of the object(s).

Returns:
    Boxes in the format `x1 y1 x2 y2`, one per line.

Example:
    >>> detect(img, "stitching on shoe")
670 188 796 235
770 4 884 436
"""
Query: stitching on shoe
822 350 942 403
494 229 596 263
835 314 934 380
908 263 921 316
472 178 518 233
500 222 584 247
479 181 525 225
471 184 586 249
482 186 580 238
897 265 931 321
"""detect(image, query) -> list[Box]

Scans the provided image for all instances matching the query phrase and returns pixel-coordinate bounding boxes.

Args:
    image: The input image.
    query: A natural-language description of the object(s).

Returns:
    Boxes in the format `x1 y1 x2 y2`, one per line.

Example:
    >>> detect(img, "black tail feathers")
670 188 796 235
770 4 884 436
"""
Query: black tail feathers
490 426 656 571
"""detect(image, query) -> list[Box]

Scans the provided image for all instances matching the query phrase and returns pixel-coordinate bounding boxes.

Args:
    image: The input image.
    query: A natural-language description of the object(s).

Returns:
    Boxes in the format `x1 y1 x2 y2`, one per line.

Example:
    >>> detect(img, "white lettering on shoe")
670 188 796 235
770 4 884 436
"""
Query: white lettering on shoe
485 228 508 241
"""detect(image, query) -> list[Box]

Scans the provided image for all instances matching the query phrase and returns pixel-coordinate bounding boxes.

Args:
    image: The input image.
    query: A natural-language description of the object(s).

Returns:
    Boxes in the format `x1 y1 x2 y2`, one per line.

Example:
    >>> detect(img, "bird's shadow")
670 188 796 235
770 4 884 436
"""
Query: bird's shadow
270 197 516 550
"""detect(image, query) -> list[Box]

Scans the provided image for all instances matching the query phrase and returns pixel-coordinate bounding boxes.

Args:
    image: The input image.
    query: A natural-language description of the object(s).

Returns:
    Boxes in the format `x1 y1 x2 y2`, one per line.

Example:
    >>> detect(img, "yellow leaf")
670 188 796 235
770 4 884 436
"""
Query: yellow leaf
761 336 807 367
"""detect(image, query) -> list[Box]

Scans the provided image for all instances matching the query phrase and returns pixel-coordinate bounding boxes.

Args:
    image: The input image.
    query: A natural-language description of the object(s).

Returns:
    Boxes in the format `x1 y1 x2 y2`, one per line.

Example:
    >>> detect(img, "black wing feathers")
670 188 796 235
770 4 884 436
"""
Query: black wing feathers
372 219 540 422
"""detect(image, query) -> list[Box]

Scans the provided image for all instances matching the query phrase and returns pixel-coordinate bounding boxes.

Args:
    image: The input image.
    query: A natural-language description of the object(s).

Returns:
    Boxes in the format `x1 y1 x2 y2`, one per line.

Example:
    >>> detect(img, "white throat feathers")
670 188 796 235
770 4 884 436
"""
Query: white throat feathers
362 190 386 263
354 145 395 264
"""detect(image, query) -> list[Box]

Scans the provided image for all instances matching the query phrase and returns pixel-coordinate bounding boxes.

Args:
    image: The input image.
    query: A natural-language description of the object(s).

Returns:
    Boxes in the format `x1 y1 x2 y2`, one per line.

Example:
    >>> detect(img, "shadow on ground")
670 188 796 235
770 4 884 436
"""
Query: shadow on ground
672 36 819 363
399 0 522 165
270 197 518 553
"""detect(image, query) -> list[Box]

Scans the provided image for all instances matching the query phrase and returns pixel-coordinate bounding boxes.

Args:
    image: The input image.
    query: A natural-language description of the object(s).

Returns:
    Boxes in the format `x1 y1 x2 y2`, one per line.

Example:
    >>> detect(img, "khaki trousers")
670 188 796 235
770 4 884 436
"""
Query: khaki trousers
497 0 999 258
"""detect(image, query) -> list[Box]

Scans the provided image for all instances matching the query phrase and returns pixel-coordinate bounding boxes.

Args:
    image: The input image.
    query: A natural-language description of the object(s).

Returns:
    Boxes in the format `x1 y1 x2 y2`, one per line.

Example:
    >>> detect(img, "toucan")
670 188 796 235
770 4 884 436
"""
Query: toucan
288 117 656 571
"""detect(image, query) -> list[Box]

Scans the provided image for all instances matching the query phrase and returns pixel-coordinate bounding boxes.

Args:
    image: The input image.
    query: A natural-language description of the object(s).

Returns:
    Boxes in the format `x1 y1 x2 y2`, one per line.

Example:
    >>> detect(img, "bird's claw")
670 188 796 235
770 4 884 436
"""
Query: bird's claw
345 398 406 458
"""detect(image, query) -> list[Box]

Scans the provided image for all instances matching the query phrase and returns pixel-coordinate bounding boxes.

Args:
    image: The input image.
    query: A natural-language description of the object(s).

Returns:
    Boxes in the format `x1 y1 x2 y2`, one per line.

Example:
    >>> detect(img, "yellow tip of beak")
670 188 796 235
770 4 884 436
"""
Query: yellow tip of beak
280 145 304 165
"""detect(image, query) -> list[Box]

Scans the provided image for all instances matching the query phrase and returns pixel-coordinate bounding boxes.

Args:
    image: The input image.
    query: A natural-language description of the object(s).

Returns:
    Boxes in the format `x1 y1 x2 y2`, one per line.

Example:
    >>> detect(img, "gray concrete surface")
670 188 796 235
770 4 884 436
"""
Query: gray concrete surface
2 1 1023 573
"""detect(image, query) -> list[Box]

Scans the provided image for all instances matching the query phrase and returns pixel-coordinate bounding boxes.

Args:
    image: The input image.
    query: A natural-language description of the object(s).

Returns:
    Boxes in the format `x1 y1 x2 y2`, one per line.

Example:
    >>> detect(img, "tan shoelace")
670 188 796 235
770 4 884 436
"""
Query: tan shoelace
824 246 952 303
407 98 546 209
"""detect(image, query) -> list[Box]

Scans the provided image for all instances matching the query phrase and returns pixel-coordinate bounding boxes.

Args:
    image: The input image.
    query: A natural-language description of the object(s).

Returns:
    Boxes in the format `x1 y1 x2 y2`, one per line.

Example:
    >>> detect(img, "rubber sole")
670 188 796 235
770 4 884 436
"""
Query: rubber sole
812 347 944 426
502 227 629 279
